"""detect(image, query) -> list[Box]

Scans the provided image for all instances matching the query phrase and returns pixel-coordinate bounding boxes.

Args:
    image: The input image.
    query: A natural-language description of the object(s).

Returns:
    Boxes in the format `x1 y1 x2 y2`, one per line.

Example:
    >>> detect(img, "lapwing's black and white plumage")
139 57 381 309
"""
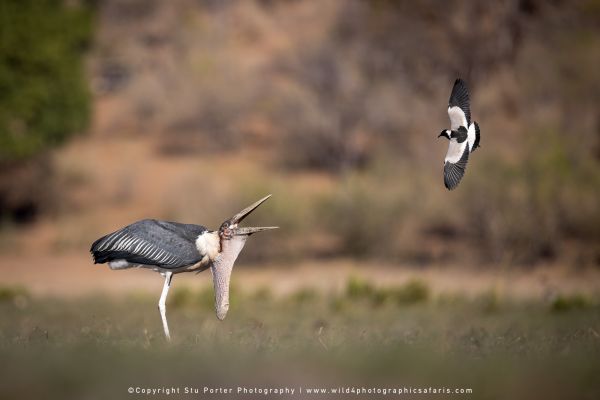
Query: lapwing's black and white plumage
90 195 277 340
438 78 481 190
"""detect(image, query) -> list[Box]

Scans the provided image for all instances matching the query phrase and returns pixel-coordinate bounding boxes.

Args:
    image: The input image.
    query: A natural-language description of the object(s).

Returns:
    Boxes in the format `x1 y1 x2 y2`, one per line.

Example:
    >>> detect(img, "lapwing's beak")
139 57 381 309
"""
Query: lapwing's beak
227 194 278 236
438 132 445 138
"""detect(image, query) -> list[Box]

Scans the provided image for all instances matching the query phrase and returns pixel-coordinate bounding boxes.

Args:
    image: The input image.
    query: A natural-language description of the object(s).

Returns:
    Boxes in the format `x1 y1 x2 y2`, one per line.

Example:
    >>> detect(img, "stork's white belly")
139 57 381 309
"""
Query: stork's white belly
108 259 138 270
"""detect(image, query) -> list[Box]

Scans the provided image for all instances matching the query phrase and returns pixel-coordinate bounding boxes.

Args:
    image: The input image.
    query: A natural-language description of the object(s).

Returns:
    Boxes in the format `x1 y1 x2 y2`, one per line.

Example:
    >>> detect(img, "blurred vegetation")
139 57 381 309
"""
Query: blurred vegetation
551 293 591 313
0 284 28 303
461 129 600 264
346 276 430 306
0 0 94 222
0 0 93 162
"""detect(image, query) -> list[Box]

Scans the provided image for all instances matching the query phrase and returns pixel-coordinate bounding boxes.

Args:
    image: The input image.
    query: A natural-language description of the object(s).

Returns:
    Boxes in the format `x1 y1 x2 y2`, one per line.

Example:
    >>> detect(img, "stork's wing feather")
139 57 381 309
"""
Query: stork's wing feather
444 144 470 190
448 78 471 129
91 219 207 268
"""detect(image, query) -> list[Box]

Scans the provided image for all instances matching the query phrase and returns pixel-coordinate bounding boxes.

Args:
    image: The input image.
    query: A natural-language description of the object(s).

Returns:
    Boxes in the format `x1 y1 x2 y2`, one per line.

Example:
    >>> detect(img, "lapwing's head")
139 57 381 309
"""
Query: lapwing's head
218 194 278 241
438 129 451 140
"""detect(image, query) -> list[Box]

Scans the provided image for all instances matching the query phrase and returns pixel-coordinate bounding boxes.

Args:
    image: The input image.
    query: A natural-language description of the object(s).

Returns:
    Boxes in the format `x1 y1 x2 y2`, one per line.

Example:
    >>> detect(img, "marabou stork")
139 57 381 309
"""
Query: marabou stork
90 195 277 340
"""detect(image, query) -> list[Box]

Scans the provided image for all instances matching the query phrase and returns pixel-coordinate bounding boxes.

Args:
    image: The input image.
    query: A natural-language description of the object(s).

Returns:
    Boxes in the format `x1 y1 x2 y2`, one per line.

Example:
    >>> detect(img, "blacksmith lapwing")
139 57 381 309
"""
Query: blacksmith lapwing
438 78 481 190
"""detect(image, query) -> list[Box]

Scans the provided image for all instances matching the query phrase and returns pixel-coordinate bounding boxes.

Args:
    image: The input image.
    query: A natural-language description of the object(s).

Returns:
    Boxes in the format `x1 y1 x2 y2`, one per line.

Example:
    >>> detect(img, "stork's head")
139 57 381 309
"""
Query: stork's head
218 194 278 240
211 194 277 320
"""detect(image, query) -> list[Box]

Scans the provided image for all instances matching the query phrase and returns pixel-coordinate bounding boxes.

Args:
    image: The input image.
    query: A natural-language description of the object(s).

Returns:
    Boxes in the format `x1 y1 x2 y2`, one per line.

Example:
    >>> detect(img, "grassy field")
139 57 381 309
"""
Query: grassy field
1 282 599 400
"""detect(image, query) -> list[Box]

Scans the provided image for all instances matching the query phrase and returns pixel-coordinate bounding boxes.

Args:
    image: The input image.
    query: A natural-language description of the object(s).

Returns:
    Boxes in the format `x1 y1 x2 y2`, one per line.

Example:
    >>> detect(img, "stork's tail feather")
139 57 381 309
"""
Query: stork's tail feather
91 252 108 264
90 235 108 264
89 233 130 265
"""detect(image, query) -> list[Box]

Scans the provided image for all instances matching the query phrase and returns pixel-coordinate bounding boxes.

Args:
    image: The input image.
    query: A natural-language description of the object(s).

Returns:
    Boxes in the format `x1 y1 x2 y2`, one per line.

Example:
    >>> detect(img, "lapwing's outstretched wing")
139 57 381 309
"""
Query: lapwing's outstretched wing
448 78 471 130
444 141 470 190
90 219 206 269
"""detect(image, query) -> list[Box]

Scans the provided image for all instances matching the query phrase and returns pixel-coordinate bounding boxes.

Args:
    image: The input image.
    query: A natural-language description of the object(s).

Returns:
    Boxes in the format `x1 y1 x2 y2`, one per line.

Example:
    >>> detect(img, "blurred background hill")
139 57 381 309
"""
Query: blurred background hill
0 0 599 296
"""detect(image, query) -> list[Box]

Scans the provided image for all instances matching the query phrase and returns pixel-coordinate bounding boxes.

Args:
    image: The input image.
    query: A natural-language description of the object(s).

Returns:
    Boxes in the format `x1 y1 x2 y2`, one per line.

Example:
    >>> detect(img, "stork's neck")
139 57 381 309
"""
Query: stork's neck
195 231 220 263
211 235 248 320
218 235 248 263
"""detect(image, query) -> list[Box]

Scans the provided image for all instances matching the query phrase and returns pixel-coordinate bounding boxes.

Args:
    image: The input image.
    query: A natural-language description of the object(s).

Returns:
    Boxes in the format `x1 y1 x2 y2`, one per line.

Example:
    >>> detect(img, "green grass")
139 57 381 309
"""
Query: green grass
551 293 592 313
1 286 600 399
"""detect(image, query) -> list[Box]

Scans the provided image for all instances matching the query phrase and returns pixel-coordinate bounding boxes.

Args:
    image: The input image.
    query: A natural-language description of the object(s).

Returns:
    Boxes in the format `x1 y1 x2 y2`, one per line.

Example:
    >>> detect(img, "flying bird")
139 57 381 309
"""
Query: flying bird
438 78 481 190
90 195 277 340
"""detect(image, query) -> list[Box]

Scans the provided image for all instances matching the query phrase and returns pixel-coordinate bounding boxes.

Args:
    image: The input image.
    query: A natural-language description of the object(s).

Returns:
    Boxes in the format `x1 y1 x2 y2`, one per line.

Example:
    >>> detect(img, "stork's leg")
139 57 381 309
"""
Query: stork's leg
158 271 173 341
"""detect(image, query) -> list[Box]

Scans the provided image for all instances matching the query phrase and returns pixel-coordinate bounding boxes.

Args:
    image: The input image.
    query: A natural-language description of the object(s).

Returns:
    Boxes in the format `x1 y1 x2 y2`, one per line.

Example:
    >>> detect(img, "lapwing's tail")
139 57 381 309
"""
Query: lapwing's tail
472 121 481 152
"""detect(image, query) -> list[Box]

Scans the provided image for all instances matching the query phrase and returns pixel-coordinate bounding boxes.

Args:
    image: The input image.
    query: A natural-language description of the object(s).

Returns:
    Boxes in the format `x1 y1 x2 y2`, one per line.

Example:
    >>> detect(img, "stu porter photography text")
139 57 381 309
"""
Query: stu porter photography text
128 386 473 396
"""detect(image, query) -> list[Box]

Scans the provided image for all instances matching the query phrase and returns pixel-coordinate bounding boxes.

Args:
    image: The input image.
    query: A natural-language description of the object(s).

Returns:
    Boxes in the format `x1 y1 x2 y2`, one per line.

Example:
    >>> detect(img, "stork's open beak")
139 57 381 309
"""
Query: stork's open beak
234 226 278 235
228 194 278 236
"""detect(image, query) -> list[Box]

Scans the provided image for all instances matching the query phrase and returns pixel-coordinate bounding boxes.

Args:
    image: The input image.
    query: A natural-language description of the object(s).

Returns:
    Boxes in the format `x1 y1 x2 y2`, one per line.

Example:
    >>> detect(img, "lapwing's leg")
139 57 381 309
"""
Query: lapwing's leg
158 271 173 341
